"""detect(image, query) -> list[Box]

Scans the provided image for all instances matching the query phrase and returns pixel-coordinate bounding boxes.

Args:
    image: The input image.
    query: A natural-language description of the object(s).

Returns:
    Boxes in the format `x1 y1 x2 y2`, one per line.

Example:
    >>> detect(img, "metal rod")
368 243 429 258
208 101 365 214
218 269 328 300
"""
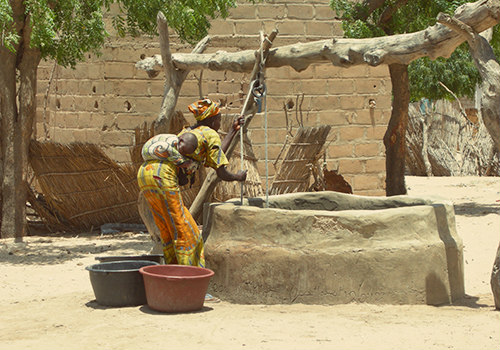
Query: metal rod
264 85 269 208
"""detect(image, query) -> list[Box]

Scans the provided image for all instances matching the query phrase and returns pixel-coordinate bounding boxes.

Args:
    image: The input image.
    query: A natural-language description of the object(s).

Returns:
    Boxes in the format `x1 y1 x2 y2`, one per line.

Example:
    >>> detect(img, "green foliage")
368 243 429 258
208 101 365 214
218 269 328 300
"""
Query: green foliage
332 0 466 37
409 45 480 101
113 0 239 44
330 0 498 101
0 0 19 52
490 24 500 59
1 0 242 68
26 0 108 68
341 19 385 38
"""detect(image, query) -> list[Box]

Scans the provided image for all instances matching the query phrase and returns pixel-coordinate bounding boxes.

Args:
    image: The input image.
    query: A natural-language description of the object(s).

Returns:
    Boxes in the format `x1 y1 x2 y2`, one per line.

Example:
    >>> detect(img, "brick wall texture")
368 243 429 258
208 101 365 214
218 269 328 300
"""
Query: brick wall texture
36 0 391 196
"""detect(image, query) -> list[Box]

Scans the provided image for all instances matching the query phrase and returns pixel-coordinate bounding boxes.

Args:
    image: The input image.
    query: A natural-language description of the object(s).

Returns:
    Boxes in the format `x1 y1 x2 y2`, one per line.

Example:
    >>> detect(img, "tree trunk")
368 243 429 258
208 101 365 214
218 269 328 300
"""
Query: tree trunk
0 8 41 240
16 46 41 240
0 47 19 239
493 245 500 310
384 63 410 196
438 12 500 310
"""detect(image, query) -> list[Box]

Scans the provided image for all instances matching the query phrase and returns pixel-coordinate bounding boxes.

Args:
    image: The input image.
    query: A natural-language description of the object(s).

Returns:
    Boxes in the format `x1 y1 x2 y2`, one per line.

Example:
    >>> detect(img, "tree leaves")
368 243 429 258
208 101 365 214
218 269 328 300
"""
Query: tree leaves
1 0 242 67
409 46 480 102
115 0 238 44
0 0 19 52
330 0 493 101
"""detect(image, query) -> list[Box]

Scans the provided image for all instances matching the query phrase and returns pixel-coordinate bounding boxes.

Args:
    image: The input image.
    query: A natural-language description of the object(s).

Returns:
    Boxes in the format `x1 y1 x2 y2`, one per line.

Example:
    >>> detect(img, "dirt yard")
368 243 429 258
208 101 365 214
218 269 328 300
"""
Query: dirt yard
1 176 499 350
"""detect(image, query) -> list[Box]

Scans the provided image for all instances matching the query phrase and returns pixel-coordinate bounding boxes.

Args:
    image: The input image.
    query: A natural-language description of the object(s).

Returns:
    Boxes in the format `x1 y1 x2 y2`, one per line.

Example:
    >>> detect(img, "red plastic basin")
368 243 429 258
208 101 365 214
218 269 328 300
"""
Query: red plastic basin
139 264 214 313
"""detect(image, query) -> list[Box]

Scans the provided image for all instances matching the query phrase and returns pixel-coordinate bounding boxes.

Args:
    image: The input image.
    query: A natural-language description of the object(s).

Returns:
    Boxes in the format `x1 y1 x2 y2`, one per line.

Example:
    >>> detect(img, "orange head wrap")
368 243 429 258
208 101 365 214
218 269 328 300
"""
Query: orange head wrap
188 98 220 122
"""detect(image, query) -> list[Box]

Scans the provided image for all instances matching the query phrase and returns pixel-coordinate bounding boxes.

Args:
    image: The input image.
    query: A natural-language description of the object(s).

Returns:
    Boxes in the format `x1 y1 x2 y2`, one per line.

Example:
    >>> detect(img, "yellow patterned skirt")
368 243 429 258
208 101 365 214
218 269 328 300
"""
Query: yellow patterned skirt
137 160 205 267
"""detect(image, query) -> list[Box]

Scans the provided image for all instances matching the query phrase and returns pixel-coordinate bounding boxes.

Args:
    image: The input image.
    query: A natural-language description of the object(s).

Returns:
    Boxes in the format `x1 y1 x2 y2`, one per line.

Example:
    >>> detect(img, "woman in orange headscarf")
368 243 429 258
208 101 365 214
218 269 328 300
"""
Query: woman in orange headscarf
137 98 246 268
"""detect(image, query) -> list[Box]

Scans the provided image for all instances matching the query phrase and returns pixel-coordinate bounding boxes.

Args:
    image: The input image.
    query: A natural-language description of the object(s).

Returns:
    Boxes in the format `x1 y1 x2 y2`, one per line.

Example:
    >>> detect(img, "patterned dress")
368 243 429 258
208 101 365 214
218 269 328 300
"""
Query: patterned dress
137 127 229 267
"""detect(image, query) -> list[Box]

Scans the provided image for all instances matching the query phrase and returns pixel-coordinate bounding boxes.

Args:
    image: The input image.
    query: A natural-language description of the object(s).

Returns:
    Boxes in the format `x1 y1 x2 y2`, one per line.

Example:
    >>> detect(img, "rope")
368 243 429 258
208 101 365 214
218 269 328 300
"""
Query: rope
240 32 272 206
264 85 269 208
239 77 269 207
240 99 245 205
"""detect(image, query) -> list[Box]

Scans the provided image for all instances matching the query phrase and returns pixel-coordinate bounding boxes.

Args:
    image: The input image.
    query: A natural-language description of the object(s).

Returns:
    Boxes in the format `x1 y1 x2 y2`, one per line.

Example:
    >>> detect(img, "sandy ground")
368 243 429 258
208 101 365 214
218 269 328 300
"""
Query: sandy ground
0 176 499 350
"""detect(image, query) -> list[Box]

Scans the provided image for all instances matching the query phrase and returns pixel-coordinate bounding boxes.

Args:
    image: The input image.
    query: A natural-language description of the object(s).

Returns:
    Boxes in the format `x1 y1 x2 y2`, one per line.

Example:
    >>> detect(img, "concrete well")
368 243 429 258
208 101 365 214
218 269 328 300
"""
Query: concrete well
203 191 465 305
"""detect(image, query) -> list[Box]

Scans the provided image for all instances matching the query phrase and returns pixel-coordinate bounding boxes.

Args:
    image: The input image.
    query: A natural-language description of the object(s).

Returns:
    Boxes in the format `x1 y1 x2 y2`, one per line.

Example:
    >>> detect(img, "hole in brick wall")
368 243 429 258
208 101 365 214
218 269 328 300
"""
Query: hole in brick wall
140 54 146 59
147 70 160 78
56 99 61 109
322 169 353 194
373 84 377 89
94 101 99 109
92 86 96 93
124 100 132 111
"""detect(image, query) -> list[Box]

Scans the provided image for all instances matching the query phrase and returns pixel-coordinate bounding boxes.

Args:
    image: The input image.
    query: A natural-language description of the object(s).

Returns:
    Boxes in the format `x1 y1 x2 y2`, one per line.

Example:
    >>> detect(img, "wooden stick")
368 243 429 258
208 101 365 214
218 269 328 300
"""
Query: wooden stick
154 11 210 134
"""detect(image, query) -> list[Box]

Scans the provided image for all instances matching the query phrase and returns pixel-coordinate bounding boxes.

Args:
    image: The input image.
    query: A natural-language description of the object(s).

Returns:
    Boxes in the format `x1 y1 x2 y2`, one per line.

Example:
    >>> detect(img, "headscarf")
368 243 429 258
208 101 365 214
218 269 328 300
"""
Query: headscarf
188 98 220 122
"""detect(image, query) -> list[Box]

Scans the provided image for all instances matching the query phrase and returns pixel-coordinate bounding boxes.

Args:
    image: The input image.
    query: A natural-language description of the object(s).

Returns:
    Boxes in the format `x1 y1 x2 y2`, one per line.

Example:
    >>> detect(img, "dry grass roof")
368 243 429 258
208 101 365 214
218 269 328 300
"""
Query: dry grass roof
29 141 141 231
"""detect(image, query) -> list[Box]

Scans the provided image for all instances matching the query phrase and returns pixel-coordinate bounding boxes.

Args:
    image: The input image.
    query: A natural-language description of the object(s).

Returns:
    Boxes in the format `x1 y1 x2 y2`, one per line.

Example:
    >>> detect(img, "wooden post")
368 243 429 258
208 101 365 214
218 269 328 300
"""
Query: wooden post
153 11 210 134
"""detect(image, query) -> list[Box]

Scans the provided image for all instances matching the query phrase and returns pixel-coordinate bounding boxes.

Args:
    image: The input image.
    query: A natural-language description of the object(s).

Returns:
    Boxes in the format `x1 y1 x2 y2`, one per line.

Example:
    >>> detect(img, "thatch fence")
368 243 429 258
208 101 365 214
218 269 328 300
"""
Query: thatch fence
270 125 332 195
29 141 141 232
406 99 499 176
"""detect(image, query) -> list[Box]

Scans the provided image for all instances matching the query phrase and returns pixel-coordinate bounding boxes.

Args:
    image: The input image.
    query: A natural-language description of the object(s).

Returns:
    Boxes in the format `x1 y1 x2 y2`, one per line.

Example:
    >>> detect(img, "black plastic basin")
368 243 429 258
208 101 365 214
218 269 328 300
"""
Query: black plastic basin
86 260 159 307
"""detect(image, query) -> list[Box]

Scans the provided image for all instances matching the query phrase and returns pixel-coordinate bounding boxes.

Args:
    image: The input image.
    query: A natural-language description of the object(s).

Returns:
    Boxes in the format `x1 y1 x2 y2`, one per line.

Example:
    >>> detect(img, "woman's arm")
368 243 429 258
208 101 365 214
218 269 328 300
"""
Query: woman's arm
216 165 247 182
221 115 244 153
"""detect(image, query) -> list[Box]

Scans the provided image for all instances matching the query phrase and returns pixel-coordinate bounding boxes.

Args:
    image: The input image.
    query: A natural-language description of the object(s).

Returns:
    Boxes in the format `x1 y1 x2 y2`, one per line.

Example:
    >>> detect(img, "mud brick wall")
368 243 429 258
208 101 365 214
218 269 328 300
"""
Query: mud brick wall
35 0 391 196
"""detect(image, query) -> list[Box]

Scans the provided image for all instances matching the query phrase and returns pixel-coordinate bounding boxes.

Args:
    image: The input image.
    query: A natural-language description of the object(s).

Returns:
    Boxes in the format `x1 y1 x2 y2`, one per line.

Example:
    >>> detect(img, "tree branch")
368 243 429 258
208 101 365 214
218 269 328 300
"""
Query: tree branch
151 11 210 133
438 9 500 153
378 0 409 33
437 80 475 126
352 0 387 21
436 12 476 43
137 0 500 74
